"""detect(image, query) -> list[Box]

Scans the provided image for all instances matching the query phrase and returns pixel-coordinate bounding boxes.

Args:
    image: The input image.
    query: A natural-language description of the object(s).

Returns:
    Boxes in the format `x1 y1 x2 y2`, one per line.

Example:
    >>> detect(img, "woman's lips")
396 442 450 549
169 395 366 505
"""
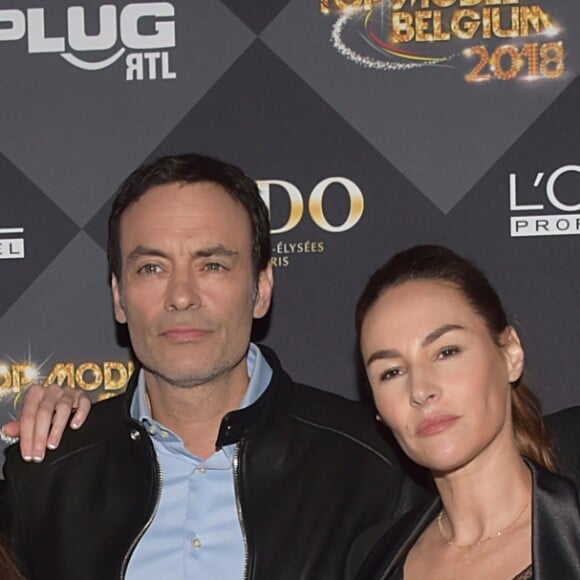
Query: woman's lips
416 414 460 437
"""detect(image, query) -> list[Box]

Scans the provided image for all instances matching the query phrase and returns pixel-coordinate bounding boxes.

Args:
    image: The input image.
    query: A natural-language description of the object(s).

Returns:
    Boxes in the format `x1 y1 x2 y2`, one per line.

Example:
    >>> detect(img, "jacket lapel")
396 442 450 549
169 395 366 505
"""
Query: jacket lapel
530 459 580 578
356 498 441 580
355 460 580 580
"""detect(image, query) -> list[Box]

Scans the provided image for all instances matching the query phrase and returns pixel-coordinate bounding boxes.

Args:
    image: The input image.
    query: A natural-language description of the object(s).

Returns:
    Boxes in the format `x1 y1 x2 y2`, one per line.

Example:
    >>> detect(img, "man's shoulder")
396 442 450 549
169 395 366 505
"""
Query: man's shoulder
289 381 375 426
259 345 401 465
261 344 379 430
285 381 400 463
4 392 130 473
62 391 129 441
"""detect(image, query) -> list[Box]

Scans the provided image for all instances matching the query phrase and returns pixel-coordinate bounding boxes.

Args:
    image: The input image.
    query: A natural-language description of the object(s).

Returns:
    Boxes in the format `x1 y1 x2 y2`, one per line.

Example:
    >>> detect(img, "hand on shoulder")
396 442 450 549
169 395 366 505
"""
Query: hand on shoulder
1 384 92 462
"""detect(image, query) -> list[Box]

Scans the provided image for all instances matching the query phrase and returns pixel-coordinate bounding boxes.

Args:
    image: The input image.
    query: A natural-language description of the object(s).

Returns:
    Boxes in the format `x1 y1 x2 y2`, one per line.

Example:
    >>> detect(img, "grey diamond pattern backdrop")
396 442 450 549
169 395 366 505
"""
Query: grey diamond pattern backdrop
1 0 579 457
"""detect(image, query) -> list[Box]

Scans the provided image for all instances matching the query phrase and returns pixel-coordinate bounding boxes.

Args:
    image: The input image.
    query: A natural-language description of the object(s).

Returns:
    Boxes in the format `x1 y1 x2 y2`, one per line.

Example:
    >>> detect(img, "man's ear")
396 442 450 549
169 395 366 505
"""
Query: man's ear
111 274 127 324
501 326 525 383
253 263 274 320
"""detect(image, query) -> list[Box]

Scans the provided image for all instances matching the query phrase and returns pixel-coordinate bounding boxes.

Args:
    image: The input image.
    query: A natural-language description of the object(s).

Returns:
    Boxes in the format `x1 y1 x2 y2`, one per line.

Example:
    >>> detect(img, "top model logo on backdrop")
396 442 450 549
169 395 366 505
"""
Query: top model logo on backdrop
0 359 134 404
0 2 176 81
320 0 565 83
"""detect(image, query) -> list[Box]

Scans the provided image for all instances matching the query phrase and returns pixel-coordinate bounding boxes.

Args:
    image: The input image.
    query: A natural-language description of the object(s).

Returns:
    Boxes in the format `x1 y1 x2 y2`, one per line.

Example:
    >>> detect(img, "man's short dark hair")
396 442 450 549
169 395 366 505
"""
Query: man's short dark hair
108 153 271 282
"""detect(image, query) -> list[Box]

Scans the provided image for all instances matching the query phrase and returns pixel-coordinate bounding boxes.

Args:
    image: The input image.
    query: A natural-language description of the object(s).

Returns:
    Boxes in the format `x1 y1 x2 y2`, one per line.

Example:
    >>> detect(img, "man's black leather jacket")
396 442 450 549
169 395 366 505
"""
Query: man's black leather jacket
0 346 426 580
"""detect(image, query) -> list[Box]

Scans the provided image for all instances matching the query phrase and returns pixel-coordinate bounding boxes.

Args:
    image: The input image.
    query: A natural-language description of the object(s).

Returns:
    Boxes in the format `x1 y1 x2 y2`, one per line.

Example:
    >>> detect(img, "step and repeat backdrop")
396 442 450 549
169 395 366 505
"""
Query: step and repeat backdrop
1 0 579 452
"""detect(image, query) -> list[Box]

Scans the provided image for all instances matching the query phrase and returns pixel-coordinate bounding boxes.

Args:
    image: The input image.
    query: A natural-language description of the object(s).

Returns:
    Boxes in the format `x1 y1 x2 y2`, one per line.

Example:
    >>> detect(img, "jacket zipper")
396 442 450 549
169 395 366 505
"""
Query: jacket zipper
119 436 164 579
233 441 250 580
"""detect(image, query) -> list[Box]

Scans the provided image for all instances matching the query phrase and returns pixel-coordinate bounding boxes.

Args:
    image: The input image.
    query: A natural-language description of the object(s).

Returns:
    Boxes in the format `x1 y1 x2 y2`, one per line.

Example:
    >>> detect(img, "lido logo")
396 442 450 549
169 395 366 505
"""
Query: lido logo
0 2 176 80
258 178 364 234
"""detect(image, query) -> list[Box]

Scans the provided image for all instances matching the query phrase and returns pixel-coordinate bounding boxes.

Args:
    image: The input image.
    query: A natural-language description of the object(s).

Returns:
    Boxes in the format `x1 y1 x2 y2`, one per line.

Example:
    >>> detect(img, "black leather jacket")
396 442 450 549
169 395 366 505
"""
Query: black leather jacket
1 346 426 580
347 459 580 580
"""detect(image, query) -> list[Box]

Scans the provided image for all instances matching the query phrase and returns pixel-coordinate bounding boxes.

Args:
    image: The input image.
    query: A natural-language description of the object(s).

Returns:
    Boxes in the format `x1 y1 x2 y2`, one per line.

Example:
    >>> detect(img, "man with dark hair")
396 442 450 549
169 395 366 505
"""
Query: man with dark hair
0 153 423 580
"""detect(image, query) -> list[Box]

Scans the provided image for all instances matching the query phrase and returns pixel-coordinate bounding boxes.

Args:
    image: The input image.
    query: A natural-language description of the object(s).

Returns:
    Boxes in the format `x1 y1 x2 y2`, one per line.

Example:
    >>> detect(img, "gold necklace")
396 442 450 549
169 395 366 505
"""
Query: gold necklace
436 501 529 551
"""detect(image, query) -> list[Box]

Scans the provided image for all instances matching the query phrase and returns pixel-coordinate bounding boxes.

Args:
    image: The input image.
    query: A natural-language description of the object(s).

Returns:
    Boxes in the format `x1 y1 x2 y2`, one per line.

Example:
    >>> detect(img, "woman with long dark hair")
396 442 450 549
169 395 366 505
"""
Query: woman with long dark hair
350 245 580 579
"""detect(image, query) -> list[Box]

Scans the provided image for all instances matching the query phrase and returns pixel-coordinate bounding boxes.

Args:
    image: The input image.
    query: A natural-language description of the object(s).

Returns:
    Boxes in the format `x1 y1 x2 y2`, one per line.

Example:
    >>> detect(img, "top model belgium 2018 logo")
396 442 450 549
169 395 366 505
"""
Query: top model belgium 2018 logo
320 0 566 83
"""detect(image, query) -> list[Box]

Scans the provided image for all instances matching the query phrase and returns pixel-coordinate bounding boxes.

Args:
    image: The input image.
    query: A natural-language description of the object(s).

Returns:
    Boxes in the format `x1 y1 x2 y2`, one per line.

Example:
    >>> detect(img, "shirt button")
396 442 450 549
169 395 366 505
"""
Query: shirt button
160 430 169 439
198 467 207 475
192 537 202 550
148 426 157 436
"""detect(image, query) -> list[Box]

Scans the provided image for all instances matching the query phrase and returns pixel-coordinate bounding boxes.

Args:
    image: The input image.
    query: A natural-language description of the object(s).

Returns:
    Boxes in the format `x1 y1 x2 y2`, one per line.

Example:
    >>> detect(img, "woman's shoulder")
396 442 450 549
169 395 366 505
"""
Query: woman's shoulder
527 457 580 577
527 457 579 513
346 498 440 580
543 406 580 489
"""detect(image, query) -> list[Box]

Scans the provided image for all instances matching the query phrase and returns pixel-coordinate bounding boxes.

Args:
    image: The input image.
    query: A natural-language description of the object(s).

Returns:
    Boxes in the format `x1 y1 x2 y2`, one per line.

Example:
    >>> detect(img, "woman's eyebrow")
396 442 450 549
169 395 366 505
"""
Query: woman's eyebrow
421 324 464 348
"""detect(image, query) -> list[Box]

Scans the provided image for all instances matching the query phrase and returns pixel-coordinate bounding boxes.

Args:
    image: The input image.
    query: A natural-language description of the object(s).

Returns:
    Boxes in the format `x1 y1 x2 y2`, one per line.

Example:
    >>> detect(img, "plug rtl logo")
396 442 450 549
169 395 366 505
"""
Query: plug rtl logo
0 3 176 80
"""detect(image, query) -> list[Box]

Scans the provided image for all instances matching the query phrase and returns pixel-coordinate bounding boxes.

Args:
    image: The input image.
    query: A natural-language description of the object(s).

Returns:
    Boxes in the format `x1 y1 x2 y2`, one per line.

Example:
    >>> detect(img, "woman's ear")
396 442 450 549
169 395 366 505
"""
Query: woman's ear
501 326 525 383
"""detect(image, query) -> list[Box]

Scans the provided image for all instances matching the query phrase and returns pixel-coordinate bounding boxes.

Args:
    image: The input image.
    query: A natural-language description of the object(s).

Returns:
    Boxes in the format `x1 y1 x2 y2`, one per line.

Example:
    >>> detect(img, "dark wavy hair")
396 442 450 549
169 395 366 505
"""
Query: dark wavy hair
107 153 271 282
355 245 557 472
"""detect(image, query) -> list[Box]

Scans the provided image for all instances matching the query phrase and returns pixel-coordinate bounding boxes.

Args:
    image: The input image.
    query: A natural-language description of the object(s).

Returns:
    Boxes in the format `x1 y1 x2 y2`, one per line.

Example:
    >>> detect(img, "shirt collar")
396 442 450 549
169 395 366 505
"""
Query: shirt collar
129 343 273 456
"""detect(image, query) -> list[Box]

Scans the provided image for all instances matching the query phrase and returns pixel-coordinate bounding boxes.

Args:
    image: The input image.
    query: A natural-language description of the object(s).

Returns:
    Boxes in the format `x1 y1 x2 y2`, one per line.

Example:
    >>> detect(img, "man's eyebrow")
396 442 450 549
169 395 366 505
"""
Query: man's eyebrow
365 324 464 366
126 246 168 263
125 244 240 264
193 245 239 259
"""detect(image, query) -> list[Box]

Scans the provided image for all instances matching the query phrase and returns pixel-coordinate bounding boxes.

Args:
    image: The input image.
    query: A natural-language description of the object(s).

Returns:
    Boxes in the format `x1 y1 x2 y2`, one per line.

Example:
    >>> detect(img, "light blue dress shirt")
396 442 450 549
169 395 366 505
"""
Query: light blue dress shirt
126 344 273 580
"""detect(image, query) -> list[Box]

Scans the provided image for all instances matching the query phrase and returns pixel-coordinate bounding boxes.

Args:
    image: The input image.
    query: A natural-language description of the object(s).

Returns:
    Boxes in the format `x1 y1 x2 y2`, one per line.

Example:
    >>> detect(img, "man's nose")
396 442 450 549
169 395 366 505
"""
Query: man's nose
164 271 201 311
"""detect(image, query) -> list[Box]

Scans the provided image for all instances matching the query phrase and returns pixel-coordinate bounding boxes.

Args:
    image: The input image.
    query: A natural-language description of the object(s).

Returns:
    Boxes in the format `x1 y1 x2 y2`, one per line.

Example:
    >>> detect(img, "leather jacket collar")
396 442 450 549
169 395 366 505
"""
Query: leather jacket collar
120 345 292 448
355 459 580 579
